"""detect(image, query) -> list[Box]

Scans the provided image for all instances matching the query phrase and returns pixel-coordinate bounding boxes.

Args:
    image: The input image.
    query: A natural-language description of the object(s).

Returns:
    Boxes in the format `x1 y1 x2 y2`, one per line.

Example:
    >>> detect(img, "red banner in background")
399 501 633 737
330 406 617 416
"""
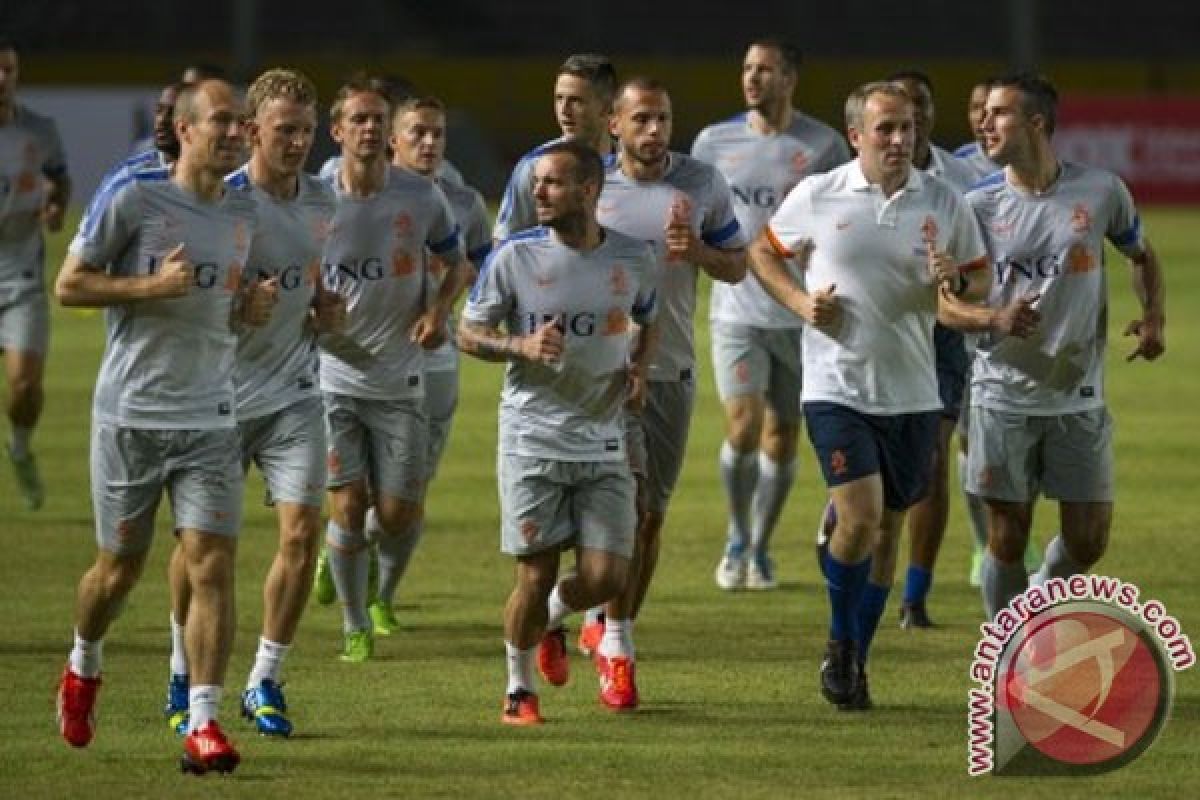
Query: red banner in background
1055 97 1200 204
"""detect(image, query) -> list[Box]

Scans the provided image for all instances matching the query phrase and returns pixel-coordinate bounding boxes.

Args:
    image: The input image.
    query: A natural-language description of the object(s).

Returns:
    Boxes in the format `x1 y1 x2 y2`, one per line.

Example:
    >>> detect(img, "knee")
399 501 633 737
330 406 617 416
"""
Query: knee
96 553 145 596
186 544 235 591
724 403 762 451
281 518 321 567
987 504 1031 563
9 372 41 400
761 418 799 463
376 502 421 537
1064 516 1111 567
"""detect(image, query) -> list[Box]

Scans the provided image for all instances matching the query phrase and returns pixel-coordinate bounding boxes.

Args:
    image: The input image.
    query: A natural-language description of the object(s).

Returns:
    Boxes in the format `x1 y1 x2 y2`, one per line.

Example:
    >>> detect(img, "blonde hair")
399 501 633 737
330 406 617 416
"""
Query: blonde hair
844 81 911 130
245 68 318 119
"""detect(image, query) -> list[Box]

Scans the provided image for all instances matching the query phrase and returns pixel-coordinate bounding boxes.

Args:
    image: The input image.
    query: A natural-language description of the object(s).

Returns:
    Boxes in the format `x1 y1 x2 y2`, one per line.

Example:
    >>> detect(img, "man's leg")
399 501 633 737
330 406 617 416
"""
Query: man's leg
747 407 799 590
820 474 884 705
164 542 191 733
711 323 766 590
981 499 1035 618
900 417 955 626
5 347 46 509
502 548 559 725
327 481 373 660
371 494 424 632
715 395 762 590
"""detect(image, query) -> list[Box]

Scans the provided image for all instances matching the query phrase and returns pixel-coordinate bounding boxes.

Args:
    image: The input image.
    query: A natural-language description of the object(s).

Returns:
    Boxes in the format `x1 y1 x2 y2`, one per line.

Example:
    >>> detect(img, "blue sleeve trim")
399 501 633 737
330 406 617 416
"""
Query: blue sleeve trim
1111 215 1142 248
702 217 742 248
429 225 462 255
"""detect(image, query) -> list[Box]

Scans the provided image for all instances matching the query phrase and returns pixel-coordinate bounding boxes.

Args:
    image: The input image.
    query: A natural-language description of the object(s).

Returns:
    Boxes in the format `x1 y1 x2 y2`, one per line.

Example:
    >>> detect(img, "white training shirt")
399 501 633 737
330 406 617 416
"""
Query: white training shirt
766 160 987 414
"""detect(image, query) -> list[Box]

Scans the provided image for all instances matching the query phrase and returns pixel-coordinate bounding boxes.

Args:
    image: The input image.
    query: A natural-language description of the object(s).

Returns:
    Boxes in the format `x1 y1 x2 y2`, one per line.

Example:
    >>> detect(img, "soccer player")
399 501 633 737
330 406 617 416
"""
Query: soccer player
345 95 493 631
692 39 850 591
54 78 271 774
954 77 1001 182
162 68 342 739
129 82 186 161
493 53 617 241
318 76 467 662
457 139 658 725
545 77 744 710
966 73 1165 618
0 39 70 510
886 70 978 629
751 82 989 710
391 96 491 475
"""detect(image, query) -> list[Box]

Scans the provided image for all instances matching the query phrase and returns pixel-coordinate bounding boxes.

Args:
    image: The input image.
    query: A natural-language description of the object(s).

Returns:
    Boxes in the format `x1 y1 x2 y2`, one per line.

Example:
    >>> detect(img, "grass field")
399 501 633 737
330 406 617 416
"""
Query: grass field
1 208 1197 799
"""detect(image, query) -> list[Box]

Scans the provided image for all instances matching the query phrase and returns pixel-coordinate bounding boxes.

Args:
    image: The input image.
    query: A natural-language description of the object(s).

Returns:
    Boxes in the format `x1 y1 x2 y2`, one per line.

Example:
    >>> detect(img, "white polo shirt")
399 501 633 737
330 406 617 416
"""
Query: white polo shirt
766 160 987 415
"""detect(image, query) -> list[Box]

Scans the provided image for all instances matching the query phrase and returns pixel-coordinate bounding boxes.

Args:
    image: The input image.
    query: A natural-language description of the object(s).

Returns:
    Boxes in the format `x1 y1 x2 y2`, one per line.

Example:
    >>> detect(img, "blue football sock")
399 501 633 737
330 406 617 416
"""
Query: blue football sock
902 565 933 606
824 554 870 641
856 582 891 666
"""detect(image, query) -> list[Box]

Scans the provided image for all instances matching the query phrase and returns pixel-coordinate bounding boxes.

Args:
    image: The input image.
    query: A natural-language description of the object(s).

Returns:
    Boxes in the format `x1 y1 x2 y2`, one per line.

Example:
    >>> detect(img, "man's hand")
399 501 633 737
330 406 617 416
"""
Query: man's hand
241 277 279 327
519 318 564 364
928 248 958 289
310 285 347 334
152 244 194 298
991 293 1041 338
626 363 647 411
802 283 840 329
1124 315 1166 362
410 308 448 350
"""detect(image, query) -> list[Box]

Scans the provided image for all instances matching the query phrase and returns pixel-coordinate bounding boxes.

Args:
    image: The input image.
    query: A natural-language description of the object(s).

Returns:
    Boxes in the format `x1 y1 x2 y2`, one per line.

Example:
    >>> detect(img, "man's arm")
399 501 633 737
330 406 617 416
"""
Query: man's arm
747 229 839 327
411 254 473 349
936 286 1040 338
1124 238 1166 361
457 317 562 364
42 172 71 233
626 319 659 411
55 243 192 307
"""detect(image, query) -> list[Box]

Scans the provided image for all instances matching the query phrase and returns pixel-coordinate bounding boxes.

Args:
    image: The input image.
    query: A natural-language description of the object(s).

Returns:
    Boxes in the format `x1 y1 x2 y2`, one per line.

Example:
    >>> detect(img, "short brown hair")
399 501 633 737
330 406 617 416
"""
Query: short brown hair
330 72 390 122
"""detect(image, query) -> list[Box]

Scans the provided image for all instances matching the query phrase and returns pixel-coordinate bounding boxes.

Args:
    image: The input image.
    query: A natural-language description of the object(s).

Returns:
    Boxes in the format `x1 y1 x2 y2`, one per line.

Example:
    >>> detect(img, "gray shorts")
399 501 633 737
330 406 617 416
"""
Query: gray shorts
965 406 1114 503
240 396 326 508
90 423 243 555
424 367 459 480
626 375 696 514
323 392 428 503
710 321 802 421
0 290 49 357
498 454 636 558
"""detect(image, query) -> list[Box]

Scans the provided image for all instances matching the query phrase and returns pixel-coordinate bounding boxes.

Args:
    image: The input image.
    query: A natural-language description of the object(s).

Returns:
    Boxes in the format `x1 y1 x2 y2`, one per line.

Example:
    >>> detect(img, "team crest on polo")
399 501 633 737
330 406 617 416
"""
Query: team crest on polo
968 579 1193 777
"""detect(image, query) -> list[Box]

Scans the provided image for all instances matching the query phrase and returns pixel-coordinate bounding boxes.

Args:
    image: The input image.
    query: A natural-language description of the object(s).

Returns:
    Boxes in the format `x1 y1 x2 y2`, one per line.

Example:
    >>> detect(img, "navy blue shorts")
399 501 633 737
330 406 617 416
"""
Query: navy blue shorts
803 402 940 511
934 322 968 420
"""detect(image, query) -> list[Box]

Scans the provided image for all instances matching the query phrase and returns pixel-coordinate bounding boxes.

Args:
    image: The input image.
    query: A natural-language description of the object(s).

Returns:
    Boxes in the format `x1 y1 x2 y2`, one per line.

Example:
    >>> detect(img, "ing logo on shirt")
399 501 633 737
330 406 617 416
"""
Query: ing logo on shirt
311 216 331 244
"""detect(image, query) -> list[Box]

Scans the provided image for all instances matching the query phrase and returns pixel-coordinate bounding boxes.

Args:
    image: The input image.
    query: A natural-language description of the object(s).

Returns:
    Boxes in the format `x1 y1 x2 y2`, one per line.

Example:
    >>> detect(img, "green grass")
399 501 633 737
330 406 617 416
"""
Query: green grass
1 208 1197 798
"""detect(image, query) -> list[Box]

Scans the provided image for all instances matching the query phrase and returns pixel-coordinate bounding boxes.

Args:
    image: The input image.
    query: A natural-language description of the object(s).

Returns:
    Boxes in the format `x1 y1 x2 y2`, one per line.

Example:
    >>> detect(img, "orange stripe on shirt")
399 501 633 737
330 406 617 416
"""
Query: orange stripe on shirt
764 226 794 259
957 256 988 273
